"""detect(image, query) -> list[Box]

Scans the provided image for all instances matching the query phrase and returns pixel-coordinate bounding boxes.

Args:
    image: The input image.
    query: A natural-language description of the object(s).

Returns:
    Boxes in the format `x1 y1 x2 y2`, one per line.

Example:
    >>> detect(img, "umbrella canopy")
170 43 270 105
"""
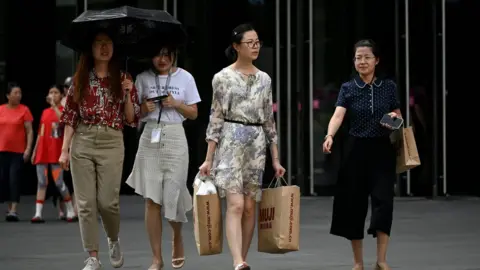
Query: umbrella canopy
61 6 187 56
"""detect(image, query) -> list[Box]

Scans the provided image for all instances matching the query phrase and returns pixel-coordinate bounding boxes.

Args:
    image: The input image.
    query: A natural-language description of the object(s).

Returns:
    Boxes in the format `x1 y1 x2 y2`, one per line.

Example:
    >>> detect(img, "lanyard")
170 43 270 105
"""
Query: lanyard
153 70 172 125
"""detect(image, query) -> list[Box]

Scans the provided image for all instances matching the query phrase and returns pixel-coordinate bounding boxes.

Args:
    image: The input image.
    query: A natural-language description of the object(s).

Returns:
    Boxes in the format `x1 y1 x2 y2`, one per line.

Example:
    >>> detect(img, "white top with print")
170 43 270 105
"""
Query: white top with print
135 68 201 123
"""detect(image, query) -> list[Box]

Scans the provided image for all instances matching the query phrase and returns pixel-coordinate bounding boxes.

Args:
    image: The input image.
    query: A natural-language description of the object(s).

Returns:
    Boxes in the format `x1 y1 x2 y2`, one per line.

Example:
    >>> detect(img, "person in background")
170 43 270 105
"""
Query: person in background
199 24 285 270
127 45 200 270
30 84 77 223
323 39 401 270
55 76 77 220
59 32 140 270
62 77 72 107
0 82 34 222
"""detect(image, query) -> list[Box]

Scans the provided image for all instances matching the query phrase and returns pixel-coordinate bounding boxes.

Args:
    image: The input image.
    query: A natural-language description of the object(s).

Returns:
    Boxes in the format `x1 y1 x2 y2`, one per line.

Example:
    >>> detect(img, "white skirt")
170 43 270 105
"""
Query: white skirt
126 121 192 223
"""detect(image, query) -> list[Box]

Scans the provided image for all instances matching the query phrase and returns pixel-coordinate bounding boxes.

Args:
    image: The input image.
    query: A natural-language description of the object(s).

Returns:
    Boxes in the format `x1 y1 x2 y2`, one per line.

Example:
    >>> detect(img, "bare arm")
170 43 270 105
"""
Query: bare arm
52 105 62 119
326 106 347 138
175 103 198 120
31 135 40 159
124 92 135 123
61 125 75 152
24 121 33 154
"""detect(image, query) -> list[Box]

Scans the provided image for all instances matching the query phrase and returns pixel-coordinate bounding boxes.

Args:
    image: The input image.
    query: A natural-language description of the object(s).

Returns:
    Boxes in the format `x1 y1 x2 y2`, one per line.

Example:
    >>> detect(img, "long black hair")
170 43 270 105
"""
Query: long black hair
224 23 256 62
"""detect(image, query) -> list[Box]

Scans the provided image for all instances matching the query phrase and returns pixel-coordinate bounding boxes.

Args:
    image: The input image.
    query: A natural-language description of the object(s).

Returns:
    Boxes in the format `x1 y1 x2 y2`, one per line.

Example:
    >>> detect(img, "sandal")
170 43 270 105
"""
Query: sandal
148 262 163 270
171 258 185 269
172 238 185 269
234 262 251 270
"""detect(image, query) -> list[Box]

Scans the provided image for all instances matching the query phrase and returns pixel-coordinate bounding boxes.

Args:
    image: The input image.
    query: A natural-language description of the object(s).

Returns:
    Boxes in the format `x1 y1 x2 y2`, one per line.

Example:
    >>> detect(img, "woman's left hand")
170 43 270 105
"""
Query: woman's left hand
273 161 286 178
388 112 400 119
162 92 181 108
381 111 402 130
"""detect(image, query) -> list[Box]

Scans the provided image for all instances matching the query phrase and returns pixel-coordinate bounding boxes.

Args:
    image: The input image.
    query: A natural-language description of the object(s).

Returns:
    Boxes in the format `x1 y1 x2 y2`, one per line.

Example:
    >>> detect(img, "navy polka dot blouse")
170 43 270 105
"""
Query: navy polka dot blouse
336 76 401 138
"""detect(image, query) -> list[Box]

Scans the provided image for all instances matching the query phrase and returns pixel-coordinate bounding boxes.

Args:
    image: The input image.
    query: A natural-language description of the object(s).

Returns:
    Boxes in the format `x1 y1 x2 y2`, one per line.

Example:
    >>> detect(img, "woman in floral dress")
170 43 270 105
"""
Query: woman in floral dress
199 23 285 270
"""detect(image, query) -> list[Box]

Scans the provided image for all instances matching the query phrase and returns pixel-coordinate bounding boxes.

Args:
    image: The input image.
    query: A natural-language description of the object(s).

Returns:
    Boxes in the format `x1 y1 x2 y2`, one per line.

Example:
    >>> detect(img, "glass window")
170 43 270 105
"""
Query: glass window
55 1 77 85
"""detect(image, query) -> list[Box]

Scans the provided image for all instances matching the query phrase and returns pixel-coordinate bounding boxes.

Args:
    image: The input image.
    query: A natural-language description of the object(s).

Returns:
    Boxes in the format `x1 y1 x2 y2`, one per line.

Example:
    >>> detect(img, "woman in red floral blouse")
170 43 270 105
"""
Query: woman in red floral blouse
58 32 140 270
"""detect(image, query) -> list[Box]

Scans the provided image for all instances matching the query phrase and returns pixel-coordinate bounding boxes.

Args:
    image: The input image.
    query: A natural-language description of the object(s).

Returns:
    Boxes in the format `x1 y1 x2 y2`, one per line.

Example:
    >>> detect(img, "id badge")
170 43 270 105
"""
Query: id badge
151 128 162 143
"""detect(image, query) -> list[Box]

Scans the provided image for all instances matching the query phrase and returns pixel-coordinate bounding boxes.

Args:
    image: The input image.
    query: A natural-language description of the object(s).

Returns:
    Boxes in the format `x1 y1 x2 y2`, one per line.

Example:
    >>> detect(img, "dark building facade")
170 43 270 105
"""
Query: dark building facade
0 0 477 197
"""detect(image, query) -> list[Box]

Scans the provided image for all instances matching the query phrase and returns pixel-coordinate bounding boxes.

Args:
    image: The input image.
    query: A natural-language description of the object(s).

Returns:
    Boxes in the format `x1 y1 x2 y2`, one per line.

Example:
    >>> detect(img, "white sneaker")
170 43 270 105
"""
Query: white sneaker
82 257 101 270
108 238 124 268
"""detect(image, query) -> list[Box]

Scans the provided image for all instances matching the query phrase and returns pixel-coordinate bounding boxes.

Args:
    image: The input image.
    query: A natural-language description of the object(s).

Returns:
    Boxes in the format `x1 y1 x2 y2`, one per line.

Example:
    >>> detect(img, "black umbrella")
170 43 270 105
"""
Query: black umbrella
61 6 187 57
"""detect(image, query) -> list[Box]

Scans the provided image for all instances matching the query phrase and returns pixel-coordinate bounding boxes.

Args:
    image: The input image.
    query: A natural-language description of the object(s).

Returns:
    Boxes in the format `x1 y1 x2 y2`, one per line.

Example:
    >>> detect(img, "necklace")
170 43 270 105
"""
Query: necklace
232 68 257 88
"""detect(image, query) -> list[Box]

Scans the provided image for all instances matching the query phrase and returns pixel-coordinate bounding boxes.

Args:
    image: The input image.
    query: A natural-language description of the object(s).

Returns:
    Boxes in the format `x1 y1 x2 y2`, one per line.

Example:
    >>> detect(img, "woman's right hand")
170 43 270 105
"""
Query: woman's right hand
141 98 156 113
199 160 212 176
322 136 333 153
59 149 70 171
30 152 36 164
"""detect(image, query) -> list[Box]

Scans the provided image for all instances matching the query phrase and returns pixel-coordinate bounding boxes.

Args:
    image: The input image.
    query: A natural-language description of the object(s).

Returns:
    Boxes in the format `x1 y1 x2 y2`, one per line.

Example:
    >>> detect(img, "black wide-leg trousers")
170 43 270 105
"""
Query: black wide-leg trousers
330 136 396 240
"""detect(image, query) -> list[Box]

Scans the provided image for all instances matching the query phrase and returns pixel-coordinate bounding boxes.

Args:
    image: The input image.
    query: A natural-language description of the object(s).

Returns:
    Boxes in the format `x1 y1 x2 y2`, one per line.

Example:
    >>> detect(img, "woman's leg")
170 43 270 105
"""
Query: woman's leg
169 220 184 268
7 153 23 220
50 164 76 219
146 199 163 268
70 126 100 265
241 195 256 262
367 139 396 270
32 164 48 220
330 137 369 269
94 128 124 268
225 193 245 266
0 152 11 213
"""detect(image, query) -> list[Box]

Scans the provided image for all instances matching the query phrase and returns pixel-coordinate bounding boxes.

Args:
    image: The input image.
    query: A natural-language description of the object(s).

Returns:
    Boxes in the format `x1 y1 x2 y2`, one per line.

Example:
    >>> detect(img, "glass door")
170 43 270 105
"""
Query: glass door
310 0 397 196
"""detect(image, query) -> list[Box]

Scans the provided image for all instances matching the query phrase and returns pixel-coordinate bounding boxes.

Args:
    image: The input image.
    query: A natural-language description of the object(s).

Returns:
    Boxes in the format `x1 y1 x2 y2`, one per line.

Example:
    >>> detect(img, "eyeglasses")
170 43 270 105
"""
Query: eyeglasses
354 55 375 62
241 40 263 49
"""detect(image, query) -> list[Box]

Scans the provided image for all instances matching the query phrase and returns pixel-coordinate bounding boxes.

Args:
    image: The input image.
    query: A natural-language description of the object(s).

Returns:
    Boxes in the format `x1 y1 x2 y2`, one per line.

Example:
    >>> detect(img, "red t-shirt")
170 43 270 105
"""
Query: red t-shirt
34 107 64 164
0 104 34 153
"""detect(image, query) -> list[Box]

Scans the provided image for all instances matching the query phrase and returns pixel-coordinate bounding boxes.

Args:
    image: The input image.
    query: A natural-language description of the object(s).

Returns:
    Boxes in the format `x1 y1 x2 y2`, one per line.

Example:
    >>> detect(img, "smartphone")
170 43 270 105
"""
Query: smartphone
380 114 404 130
146 95 168 103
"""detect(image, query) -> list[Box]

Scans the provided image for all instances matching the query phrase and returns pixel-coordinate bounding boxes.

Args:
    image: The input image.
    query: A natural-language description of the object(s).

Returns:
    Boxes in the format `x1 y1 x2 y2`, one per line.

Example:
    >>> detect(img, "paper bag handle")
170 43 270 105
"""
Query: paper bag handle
267 176 288 189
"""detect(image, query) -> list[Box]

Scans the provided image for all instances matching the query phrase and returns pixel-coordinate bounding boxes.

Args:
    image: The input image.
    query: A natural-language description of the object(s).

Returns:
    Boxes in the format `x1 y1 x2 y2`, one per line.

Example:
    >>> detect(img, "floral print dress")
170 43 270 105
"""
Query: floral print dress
206 67 277 202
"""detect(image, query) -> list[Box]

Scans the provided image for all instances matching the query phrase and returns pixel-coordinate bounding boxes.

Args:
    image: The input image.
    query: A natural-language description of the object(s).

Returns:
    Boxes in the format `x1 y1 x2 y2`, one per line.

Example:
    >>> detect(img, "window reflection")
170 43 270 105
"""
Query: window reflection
55 1 76 85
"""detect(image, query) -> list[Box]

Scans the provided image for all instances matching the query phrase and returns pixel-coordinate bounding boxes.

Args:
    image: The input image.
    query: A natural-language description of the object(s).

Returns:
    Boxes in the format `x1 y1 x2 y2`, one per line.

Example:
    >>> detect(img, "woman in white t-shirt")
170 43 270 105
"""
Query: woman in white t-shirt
126 46 201 270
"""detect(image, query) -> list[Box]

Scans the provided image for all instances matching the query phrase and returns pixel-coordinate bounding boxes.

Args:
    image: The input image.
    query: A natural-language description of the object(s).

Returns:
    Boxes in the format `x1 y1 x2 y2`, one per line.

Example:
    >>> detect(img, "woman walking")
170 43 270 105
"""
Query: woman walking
199 24 285 270
126 45 201 270
30 84 77 223
59 31 140 270
0 82 34 222
323 39 401 270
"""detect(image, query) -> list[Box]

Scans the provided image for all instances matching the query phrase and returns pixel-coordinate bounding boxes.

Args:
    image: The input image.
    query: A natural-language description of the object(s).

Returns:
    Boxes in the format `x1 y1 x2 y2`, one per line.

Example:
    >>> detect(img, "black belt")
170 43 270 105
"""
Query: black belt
224 119 263 126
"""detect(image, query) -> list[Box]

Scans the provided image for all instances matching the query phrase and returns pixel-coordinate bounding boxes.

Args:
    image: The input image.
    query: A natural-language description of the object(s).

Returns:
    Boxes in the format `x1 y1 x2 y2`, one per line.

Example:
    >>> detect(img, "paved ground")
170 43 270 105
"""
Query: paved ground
1 196 479 270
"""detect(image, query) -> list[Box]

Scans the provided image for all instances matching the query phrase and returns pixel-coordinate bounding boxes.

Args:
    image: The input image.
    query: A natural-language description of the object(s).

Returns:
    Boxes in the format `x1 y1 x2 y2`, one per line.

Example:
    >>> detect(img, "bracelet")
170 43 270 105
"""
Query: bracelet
324 134 333 140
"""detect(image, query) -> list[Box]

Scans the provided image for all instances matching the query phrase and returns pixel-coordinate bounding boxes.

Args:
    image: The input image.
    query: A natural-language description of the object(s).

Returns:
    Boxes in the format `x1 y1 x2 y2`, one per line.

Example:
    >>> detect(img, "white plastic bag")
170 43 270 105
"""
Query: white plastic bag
193 173 217 195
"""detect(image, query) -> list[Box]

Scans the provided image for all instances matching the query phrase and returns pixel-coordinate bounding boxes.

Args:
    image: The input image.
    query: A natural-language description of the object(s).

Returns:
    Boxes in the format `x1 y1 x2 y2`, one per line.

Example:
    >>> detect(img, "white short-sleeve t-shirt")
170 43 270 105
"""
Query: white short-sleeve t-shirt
135 68 201 123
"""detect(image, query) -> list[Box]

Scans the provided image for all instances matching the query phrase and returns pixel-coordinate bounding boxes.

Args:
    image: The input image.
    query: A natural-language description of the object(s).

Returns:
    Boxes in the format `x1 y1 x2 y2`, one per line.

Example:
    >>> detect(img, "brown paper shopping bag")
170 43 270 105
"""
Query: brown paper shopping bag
193 176 223 256
395 126 421 174
258 177 300 254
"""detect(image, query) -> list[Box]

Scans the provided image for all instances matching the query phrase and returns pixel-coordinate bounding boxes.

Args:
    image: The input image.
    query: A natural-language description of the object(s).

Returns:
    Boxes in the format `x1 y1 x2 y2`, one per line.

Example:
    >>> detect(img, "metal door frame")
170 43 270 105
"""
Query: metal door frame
403 0 447 196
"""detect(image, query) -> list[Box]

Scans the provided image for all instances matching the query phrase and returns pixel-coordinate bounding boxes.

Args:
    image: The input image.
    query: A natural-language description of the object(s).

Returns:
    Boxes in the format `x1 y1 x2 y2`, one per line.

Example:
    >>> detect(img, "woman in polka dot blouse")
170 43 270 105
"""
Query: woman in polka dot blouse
323 39 402 270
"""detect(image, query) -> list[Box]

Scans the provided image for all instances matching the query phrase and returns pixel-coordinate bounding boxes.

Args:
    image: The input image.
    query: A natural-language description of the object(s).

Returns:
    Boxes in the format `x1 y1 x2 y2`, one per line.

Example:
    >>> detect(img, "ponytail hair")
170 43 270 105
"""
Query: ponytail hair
225 23 256 62
224 45 237 62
